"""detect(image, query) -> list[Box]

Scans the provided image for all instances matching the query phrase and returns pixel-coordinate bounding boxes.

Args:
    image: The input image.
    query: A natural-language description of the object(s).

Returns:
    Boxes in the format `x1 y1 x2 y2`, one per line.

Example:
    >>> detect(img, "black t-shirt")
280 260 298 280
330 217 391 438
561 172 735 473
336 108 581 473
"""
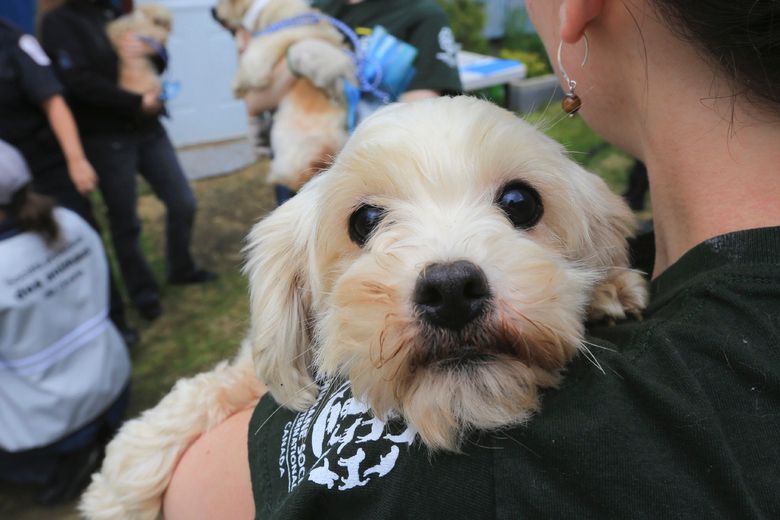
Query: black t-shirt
249 226 780 519
314 0 462 95
0 18 64 173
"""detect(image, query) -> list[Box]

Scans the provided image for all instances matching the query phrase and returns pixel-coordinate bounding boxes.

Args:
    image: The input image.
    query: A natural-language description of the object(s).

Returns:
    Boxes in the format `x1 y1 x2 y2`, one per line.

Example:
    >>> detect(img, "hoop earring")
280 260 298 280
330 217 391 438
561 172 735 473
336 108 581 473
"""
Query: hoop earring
557 35 589 116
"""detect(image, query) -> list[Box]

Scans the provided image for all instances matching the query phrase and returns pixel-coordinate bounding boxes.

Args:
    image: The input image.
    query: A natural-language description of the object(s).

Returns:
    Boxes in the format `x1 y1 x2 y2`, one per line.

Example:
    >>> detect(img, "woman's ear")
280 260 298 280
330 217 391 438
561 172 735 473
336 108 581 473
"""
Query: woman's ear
560 0 604 43
243 186 320 411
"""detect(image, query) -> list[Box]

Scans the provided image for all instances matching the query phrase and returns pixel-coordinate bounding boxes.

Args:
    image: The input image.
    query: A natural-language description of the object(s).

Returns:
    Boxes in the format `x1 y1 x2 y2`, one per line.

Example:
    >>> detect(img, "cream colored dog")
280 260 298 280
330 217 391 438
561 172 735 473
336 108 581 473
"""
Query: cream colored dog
106 4 173 95
80 97 646 519
214 0 351 191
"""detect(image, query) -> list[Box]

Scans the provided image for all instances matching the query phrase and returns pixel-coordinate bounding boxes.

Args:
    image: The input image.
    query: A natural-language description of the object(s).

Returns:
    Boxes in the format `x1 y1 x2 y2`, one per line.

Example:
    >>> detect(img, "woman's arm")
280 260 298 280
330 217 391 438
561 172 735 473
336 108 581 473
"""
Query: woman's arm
41 95 97 195
243 60 297 116
162 408 256 520
399 89 440 102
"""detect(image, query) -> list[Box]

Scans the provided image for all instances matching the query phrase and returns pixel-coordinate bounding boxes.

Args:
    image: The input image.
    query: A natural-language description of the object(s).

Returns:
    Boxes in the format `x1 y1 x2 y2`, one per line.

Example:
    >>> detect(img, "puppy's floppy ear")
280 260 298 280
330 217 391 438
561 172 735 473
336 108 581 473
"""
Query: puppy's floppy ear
560 163 648 321
243 186 319 411
566 163 637 270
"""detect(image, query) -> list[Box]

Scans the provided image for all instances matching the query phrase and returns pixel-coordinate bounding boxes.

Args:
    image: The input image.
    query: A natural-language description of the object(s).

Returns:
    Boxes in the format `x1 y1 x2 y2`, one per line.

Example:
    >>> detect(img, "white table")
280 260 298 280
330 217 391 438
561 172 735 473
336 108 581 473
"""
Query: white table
458 51 527 102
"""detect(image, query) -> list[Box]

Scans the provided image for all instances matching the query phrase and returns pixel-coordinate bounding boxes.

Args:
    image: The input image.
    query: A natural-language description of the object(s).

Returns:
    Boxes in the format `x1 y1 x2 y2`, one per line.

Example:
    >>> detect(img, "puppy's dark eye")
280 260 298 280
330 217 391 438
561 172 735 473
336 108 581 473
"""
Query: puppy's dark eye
496 182 543 229
348 204 385 246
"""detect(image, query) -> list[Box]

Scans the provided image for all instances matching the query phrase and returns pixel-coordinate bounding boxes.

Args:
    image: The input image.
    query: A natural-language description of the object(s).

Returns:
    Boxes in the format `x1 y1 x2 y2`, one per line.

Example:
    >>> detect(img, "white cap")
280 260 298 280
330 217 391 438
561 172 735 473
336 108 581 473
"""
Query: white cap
0 140 32 205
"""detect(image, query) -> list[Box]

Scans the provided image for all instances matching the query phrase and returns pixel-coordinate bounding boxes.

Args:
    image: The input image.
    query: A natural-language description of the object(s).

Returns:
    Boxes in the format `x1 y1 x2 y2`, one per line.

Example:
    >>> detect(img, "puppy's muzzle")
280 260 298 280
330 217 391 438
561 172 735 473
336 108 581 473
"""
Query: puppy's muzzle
413 260 491 331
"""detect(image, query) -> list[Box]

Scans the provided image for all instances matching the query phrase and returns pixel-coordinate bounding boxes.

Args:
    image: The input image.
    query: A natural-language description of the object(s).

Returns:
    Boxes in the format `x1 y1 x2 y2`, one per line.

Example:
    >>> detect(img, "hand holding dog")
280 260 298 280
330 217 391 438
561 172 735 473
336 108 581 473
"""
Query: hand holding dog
141 89 163 115
286 39 357 102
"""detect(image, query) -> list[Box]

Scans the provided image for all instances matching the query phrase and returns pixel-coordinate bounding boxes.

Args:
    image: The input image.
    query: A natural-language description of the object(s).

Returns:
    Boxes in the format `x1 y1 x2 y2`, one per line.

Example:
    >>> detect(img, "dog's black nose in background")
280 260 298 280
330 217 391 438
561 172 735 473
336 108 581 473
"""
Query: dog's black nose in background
414 260 491 330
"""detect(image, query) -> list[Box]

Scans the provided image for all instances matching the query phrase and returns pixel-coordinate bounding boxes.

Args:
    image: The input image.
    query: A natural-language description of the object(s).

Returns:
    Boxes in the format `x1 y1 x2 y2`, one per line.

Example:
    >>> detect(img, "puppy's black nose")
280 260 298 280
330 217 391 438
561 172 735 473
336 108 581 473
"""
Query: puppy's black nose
413 260 490 330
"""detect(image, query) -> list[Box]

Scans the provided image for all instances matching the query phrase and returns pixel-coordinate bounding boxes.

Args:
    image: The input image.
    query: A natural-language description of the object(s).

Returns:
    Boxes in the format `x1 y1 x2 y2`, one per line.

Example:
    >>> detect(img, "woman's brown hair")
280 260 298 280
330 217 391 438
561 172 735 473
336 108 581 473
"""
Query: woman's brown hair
3 184 60 244
652 0 780 112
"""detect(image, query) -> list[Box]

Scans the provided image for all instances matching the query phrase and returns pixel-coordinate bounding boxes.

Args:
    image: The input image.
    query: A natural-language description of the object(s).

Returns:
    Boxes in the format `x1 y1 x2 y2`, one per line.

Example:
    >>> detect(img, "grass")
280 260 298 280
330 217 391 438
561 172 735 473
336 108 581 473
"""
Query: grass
122 164 277 417
0 103 635 519
525 105 636 194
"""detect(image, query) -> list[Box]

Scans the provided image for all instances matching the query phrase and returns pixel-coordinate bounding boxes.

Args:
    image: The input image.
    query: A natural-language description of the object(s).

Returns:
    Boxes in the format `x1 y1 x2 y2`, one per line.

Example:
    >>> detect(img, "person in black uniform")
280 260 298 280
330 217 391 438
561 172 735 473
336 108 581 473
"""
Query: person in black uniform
40 0 215 321
0 16 137 346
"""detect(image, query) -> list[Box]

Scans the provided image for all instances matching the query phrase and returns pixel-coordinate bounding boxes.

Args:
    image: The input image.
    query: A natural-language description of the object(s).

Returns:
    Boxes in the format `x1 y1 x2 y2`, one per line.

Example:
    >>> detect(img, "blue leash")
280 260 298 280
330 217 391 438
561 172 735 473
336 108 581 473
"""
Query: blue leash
253 12 390 105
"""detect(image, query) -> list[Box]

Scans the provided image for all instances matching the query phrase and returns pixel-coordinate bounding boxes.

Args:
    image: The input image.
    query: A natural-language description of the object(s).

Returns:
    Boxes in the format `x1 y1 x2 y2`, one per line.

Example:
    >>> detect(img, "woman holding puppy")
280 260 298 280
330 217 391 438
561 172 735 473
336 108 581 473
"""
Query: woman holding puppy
163 0 780 518
41 0 215 322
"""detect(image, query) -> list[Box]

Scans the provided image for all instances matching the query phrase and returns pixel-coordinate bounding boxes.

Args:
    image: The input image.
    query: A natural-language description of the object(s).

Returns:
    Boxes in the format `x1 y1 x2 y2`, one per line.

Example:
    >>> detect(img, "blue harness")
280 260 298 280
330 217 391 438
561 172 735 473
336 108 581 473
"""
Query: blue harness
253 13 417 132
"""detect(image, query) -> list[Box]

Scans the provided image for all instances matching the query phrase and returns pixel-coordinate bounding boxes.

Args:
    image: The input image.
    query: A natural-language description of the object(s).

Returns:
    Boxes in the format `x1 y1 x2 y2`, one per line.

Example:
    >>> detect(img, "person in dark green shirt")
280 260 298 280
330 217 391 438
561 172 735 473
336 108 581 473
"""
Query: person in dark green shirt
162 1 780 518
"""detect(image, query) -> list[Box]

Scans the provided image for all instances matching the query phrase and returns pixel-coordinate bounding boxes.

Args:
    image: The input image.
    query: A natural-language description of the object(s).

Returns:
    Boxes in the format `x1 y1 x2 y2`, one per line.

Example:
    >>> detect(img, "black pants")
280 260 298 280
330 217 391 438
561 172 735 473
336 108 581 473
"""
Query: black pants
83 124 197 308
32 163 128 329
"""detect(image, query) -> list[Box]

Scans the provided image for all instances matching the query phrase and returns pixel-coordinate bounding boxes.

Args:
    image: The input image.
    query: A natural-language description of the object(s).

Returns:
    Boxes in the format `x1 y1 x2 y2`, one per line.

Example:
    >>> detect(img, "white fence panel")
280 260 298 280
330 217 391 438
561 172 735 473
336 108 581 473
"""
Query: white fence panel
138 0 248 147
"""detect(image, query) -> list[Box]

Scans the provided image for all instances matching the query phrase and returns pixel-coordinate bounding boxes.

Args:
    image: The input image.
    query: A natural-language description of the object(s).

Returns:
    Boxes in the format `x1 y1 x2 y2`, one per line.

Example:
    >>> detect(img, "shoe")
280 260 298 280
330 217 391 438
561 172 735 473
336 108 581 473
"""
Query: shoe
33 443 105 506
168 268 218 285
137 300 163 321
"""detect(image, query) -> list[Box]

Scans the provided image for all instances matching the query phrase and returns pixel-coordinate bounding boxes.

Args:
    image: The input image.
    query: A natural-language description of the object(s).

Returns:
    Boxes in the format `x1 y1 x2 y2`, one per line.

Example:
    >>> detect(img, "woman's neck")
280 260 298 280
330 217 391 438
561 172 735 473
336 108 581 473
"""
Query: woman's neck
642 97 780 277
587 3 780 278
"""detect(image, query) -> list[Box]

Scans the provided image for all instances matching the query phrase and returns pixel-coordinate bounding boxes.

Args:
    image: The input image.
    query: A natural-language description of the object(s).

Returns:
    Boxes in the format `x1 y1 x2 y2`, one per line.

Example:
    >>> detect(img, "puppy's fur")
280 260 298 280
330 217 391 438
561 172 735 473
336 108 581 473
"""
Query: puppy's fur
215 0 349 191
80 97 646 520
106 5 172 95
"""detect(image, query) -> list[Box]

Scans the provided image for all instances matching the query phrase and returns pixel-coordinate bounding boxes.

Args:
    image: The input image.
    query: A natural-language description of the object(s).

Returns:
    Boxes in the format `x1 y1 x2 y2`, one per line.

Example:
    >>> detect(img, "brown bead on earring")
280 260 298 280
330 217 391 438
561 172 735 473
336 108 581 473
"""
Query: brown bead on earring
562 92 582 116
557 37 589 117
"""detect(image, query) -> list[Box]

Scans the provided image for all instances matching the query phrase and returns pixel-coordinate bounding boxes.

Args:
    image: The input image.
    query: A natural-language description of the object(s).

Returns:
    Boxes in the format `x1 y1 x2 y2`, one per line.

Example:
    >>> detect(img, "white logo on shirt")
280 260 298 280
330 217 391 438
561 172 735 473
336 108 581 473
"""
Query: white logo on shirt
278 380 417 492
436 27 460 69
18 35 51 67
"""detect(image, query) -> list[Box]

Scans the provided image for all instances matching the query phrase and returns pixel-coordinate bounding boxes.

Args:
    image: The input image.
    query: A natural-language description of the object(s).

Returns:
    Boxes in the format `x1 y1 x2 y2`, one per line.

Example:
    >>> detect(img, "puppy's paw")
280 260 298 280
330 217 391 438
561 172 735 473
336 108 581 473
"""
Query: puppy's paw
232 60 272 98
588 268 648 323
246 72 271 90
238 45 274 86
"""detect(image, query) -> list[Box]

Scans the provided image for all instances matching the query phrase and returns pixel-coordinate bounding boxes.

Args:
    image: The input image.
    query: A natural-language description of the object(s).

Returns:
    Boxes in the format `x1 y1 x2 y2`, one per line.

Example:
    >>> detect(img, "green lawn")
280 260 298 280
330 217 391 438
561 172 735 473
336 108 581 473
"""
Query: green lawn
0 103 635 519
525 105 636 193
121 163 277 418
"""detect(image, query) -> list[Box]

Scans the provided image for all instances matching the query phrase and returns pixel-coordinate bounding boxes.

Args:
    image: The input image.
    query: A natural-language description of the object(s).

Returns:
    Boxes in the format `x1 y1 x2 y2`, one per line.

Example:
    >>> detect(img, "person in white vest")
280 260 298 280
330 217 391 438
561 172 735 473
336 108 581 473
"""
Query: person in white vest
0 139 131 506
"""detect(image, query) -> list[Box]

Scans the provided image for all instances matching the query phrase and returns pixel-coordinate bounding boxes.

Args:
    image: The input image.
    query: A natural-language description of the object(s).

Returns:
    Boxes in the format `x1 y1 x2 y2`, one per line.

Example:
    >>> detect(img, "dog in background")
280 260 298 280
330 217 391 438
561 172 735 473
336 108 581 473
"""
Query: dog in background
80 96 647 520
213 0 350 191
106 4 173 95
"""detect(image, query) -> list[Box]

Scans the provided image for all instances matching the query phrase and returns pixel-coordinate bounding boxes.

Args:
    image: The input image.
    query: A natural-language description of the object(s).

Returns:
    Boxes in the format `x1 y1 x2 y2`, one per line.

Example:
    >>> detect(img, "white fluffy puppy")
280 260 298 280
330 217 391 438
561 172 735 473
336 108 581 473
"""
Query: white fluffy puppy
106 4 173 95
80 96 646 520
214 0 350 191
